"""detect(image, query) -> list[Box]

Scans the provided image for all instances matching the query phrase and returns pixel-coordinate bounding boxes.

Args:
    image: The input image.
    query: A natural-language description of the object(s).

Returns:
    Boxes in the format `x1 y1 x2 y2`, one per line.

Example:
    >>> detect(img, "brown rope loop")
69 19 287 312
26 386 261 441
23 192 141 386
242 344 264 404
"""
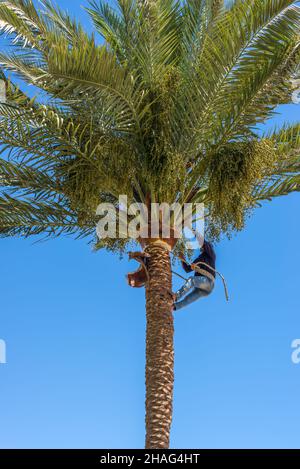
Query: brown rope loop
172 254 230 302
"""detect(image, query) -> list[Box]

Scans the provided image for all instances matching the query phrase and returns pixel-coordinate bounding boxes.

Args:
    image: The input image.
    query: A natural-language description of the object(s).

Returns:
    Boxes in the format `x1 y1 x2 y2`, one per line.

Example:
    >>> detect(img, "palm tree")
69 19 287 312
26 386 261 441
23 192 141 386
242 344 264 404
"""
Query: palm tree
0 0 300 448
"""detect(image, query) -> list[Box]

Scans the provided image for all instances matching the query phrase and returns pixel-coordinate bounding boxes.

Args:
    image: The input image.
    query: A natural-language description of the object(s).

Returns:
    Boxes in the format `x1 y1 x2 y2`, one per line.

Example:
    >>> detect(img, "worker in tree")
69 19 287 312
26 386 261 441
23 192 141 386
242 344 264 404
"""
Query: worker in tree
173 239 216 311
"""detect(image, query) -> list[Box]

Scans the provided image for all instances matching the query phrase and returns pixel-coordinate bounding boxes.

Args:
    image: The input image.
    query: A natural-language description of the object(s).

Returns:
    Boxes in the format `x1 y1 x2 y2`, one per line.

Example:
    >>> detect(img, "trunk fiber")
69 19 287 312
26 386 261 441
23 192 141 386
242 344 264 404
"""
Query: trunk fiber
144 242 174 449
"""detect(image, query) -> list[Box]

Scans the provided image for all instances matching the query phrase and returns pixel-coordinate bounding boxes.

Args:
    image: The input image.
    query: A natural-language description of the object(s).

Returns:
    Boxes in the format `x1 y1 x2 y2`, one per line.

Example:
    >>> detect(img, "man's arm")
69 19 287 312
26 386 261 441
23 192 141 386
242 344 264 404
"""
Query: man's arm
181 259 193 273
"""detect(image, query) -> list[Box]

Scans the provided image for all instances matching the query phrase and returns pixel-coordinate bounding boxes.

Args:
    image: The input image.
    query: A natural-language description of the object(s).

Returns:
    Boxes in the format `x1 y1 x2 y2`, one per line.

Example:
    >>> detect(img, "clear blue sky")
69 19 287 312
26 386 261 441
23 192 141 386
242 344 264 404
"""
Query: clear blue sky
0 1 300 449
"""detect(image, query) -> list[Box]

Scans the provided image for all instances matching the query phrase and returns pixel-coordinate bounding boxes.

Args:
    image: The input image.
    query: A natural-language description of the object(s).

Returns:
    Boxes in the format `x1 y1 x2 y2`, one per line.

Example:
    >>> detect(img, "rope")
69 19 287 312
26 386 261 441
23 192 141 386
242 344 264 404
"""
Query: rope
172 254 230 302
128 244 230 302
171 270 187 281
140 258 150 282
128 252 150 283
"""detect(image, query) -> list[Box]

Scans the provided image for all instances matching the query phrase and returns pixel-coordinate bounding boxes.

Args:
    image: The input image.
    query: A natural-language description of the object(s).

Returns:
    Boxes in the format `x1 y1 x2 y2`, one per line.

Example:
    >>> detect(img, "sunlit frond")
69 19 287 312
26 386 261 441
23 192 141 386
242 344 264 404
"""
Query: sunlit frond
252 124 300 203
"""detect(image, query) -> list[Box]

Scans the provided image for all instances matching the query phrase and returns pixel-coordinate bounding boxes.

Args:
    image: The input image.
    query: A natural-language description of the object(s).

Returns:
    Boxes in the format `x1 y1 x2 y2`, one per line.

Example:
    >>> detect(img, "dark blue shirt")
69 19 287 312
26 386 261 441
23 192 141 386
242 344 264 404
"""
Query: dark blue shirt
182 241 216 278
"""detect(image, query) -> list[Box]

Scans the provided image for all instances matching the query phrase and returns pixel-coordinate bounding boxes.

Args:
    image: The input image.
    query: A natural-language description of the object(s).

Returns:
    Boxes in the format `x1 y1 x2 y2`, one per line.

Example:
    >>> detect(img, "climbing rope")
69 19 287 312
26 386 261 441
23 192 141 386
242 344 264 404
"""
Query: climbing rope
128 244 230 301
171 270 187 281
171 254 230 302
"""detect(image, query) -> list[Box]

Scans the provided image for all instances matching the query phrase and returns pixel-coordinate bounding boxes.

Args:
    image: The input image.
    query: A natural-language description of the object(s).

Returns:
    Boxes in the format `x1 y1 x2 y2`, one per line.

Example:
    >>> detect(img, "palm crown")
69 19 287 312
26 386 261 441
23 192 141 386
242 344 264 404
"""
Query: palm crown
0 0 300 249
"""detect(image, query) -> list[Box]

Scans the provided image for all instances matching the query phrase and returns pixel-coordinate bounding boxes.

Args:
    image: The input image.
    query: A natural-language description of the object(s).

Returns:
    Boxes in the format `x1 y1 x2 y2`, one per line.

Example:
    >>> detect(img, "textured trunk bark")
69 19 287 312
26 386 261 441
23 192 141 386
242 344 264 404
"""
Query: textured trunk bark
144 242 174 449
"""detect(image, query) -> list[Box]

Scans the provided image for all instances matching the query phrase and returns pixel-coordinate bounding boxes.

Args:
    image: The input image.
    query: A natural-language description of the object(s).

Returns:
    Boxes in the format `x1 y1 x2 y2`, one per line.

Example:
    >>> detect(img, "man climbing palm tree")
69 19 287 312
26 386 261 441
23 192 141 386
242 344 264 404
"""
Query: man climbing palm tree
0 0 300 449
173 238 216 311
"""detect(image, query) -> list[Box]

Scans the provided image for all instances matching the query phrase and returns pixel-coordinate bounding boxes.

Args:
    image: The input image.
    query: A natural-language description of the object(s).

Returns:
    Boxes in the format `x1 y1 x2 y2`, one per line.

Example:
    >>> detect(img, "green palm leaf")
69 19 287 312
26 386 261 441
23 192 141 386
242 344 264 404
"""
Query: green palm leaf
253 124 300 203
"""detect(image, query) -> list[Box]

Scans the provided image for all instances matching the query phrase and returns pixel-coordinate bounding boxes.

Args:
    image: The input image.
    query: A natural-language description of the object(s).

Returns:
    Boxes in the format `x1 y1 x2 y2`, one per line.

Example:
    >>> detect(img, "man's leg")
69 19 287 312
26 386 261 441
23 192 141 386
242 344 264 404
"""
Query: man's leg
174 287 209 311
174 277 195 301
174 277 214 311
193 276 214 293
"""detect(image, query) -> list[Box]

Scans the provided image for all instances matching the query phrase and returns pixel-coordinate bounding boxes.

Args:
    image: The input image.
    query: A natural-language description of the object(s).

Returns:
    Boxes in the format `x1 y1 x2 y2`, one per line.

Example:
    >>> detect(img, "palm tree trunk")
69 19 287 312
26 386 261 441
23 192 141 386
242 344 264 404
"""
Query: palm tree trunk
144 242 174 449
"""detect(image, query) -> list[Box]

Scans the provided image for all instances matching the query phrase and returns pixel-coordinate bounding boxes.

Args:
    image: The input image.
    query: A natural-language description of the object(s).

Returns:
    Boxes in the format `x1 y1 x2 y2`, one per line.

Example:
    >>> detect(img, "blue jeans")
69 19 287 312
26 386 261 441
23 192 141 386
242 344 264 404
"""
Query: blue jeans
174 275 214 311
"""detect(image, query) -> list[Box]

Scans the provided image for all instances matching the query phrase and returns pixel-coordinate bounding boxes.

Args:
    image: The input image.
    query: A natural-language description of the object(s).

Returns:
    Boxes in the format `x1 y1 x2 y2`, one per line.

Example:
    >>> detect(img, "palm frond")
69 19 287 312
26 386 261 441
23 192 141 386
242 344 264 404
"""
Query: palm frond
0 157 60 196
41 0 85 44
175 0 300 155
89 0 184 86
213 5 300 145
253 174 300 203
0 0 43 48
268 123 300 159
0 192 83 238
253 124 300 203
0 1 149 139
86 0 134 63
